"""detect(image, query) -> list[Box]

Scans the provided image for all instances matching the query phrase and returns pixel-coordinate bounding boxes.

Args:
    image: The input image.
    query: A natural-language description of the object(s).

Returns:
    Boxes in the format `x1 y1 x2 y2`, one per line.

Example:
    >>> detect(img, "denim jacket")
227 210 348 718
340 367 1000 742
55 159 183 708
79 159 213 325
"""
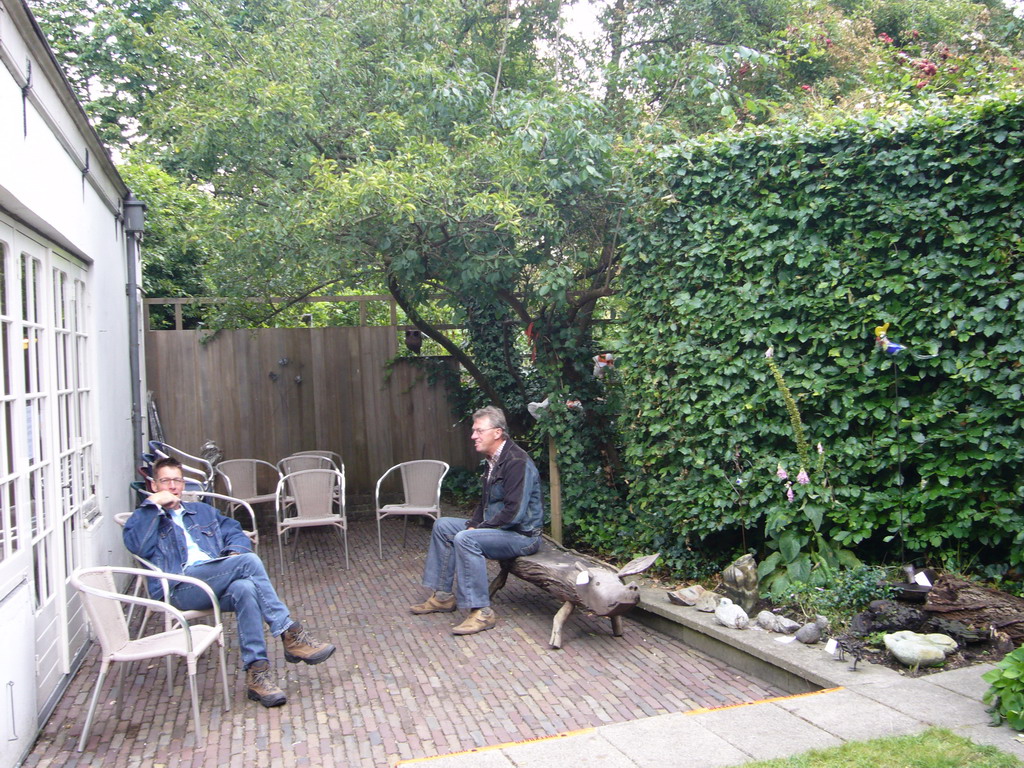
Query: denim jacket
469 440 544 535
123 499 252 599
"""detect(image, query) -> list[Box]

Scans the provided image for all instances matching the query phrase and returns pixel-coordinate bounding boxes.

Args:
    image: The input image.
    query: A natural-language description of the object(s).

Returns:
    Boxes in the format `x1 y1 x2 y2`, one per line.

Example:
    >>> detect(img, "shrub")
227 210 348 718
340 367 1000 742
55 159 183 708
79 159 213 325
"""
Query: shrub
619 92 1024 571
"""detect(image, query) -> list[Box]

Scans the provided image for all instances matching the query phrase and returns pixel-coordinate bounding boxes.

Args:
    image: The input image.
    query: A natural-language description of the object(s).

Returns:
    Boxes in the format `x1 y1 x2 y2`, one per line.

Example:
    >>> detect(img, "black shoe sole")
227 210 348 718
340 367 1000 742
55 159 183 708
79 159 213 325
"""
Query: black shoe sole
247 689 287 707
284 644 336 665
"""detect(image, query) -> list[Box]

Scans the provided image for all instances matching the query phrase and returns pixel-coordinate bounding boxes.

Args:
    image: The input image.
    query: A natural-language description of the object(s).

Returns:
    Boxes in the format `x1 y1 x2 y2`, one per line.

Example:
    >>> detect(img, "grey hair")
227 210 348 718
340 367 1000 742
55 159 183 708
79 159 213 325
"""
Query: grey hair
473 406 507 432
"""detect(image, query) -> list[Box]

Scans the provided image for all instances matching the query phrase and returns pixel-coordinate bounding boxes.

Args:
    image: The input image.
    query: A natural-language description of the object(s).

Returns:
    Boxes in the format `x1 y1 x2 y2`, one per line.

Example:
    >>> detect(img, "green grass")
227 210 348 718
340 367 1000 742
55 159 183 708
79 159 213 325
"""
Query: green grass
741 728 1021 768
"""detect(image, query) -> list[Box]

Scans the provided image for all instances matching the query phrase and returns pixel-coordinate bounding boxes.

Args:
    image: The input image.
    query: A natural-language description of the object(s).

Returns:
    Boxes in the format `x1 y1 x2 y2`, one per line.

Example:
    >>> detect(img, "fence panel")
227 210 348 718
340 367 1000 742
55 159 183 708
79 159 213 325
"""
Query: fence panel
144 327 477 498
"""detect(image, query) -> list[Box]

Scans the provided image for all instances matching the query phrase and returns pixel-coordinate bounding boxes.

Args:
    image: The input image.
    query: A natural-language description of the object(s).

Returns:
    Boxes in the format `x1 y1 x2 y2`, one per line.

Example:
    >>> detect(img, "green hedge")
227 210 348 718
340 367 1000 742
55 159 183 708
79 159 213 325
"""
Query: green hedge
618 94 1024 574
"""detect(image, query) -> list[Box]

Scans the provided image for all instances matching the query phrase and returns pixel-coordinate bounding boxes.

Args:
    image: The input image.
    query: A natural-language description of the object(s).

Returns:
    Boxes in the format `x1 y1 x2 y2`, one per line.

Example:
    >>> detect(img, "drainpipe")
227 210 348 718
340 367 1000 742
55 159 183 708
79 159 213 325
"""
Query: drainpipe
123 192 147 465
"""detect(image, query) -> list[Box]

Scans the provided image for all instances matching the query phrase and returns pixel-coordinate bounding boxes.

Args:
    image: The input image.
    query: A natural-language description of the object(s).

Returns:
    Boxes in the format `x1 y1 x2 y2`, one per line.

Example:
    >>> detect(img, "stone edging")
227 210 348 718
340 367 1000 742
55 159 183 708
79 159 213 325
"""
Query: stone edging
634 585 908 694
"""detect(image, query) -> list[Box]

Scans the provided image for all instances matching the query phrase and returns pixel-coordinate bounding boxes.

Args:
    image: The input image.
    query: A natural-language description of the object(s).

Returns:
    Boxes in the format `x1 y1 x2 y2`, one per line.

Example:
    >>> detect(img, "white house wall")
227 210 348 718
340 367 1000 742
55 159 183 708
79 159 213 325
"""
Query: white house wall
0 0 140 763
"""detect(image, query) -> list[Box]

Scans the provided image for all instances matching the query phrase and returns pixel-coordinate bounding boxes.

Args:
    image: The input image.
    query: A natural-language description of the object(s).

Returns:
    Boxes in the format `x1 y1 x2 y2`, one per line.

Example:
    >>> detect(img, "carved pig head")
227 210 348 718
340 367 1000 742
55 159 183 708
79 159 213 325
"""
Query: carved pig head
572 553 660 617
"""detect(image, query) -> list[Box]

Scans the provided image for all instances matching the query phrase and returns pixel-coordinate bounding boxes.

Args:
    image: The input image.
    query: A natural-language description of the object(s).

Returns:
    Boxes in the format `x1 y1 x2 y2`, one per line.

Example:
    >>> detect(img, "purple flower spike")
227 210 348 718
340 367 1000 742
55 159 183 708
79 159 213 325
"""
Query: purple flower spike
776 463 788 480
797 469 810 485
786 483 794 502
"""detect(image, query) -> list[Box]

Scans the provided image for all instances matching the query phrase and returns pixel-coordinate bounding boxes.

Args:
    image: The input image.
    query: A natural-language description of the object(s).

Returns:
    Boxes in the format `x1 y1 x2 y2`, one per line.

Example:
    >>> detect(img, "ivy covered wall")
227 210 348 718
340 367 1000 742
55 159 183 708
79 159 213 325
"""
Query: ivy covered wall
617 94 1024 575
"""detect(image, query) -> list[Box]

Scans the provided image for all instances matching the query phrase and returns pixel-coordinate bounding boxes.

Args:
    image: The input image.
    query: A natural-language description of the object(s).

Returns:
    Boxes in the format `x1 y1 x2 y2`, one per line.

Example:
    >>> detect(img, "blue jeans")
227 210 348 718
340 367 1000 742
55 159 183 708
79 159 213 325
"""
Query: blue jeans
422 517 540 610
170 553 292 668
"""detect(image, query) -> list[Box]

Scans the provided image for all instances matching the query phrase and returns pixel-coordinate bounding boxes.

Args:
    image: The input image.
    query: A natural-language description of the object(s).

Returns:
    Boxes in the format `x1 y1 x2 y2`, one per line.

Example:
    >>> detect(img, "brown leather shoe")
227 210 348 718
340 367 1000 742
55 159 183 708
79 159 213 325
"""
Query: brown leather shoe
410 593 457 614
246 660 286 707
282 621 336 664
451 608 497 635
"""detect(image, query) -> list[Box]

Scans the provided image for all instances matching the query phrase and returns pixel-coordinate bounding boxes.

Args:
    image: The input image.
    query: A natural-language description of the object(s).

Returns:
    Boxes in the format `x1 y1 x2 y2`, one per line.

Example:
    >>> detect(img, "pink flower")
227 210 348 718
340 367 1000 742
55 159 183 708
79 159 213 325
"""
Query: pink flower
786 483 795 502
776 464 788 480
797 469 810 485
878 32 894 44
765 346 774 359
800 84 812 91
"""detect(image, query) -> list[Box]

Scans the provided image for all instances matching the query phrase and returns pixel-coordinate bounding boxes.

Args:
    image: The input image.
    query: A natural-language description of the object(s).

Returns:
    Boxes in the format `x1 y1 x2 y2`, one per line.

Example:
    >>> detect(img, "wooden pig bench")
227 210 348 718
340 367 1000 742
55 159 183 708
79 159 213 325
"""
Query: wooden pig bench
487 536 658 649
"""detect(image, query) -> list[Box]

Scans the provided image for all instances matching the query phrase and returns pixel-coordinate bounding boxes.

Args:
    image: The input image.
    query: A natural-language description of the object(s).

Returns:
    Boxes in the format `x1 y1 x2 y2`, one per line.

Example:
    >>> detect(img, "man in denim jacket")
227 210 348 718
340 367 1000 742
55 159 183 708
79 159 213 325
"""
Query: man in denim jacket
411 406 544 635
124 457 334 707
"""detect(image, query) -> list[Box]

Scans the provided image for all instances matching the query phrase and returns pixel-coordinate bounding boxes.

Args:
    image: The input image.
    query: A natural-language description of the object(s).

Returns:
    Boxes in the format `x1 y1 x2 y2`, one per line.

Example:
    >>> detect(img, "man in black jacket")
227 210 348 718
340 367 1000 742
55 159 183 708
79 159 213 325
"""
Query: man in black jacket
411 406 544 635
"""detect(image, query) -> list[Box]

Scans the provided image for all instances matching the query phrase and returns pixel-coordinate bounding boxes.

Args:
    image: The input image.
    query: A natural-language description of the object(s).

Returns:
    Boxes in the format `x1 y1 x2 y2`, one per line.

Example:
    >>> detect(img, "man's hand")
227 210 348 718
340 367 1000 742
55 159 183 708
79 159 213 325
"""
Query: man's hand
147 490 180 509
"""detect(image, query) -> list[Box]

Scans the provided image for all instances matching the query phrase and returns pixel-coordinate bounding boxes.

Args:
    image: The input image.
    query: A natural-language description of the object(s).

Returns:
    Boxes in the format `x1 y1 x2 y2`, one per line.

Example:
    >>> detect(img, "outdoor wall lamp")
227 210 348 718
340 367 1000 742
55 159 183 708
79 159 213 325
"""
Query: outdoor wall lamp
123 192 147 236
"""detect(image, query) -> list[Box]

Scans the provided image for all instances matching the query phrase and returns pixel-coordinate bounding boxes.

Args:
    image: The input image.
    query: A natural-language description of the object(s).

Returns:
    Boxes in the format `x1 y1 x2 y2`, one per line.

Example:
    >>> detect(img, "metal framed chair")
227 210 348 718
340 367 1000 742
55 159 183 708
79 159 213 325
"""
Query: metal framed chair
194 491 260 553
374 460 450 559
70 565 231 752
147 440 214 490
275 468 348 572
291 450 343 469
215 458 282 510
277 453 333 475
113 511 216 639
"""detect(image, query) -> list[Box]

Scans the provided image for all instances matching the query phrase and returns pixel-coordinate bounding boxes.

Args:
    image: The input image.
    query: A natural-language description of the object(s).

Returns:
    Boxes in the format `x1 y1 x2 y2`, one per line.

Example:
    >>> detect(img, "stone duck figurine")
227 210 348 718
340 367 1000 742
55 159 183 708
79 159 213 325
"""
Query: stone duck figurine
714 597 750 629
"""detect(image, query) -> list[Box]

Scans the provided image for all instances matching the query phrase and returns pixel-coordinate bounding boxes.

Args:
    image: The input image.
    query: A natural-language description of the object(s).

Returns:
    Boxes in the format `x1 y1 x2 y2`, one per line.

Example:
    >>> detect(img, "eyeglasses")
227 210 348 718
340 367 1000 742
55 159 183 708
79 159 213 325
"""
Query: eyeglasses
471 426 500 435
155 477 186 487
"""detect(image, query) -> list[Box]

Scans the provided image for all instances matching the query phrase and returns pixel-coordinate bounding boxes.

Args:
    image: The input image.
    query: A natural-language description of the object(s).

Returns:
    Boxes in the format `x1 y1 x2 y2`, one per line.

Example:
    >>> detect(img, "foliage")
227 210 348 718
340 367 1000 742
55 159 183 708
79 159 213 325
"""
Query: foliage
741 727 1021 767
779 565 898 626
441 466 482 509
758 349 861 596
983 645 1024 730
28 0 1024 568
619 93 1024 572
587 0 1024 136
119 159 218 329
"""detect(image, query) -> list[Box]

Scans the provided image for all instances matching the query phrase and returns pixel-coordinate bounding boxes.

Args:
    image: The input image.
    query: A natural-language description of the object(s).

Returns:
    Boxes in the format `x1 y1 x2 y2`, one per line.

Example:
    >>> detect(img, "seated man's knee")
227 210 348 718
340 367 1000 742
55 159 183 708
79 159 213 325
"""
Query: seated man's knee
226 577 257 604
433 517 466 539
452 528 481 552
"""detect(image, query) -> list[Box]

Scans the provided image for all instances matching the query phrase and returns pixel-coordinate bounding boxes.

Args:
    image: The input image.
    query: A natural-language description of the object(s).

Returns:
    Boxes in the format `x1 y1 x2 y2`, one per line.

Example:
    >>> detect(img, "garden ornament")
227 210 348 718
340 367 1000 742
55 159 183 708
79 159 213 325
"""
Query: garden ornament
720 553 759 614
488 539 659 649
714 597 749 629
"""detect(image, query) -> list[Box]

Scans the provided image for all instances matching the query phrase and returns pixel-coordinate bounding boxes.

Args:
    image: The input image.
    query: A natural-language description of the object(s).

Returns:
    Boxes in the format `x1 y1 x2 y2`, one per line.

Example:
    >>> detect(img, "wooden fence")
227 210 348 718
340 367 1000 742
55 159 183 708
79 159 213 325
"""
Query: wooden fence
144 325 479 499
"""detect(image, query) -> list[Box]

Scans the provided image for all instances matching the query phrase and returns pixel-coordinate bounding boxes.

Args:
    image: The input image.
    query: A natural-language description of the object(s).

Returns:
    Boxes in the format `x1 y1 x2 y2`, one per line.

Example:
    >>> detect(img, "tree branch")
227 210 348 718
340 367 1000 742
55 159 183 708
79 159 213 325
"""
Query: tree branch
387 275 507 410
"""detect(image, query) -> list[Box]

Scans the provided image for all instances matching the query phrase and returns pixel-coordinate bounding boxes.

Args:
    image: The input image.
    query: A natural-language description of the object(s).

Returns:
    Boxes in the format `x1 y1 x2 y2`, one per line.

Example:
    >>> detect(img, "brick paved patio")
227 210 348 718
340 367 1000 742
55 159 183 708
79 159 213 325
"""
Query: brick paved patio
24 510 785 768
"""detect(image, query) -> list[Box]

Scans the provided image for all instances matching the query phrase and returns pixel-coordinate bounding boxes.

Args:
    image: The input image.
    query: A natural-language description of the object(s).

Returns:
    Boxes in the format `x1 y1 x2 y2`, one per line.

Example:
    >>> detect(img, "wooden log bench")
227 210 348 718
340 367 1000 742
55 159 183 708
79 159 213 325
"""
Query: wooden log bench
488 536 658 649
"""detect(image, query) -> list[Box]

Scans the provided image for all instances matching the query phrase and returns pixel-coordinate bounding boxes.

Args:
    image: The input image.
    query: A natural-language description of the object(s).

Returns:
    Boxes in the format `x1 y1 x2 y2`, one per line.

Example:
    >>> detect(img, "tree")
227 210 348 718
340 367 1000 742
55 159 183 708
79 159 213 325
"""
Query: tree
118 160 219 328
29 0 1024 551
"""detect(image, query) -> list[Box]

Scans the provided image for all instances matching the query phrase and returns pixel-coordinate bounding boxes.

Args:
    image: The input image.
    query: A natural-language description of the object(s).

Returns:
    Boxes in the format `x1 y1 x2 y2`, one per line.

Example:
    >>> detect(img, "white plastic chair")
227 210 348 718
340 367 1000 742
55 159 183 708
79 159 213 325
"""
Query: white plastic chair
71 566 231 752
375 460 449 559
275 468 348 572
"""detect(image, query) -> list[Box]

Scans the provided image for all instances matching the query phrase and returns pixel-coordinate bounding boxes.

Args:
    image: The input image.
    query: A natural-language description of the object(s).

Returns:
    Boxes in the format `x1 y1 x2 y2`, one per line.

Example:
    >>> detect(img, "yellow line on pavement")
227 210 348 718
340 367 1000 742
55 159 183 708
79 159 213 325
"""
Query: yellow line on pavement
395 727 598 765
685 687 845 716
395 688 845 765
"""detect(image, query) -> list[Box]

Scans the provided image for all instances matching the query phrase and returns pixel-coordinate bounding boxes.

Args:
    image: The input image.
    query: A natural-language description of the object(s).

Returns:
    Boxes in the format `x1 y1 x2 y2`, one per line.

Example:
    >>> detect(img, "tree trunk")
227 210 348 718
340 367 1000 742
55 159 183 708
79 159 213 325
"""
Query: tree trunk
924 575 1024 645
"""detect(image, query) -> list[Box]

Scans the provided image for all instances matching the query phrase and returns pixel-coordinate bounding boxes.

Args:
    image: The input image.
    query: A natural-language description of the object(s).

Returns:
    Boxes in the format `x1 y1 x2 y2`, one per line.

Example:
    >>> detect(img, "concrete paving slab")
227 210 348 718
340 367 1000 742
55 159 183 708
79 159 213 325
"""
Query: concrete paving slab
926 664 994 699
486 729 637 768
692 700 844 761
397 746 517 767
851 675 992 728
772 687 926 741
953 723 1024 761
599 711 753 768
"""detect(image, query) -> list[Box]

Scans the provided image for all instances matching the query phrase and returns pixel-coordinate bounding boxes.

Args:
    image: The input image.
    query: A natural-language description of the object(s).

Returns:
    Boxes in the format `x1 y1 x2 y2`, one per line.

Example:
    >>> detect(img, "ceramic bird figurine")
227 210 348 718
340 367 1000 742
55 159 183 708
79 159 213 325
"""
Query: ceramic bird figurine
874 323 906 355
714 597 749 629
404 329 423 355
